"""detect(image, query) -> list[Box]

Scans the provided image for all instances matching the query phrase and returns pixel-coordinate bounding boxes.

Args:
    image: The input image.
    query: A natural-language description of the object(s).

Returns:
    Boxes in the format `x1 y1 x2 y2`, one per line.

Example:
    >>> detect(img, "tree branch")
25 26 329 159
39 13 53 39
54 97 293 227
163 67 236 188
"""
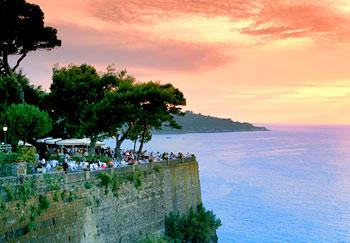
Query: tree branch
12 52 27 72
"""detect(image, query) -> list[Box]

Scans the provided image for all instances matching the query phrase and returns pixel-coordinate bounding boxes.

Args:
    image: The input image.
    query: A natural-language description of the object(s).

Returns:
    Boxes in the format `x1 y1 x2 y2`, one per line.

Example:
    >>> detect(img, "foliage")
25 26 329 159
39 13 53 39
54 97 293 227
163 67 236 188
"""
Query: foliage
97 169 142 196
154 165 161 173
124 168 142 189
0 152 19 164
48 65 120 150
0 0 61 75
17 178 38 203
0 75 22 112
3 104 52 146
132 168 142 189
98 79 186 158
84 181 93 190
3 184 15 201
165 203 221 243
17 146 36 163
71 155 83 162
0 73 47 114
43 174 63 191
67 190 79 202
83 155 111 163
38 195 50 211
97 172 112 194
48 153 59 161
141 235 168 243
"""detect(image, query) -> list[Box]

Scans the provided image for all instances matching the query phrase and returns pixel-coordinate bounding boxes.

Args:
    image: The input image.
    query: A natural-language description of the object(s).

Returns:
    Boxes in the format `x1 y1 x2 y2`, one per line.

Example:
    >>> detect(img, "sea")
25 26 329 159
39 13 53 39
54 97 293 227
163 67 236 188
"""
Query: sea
105 125 350 242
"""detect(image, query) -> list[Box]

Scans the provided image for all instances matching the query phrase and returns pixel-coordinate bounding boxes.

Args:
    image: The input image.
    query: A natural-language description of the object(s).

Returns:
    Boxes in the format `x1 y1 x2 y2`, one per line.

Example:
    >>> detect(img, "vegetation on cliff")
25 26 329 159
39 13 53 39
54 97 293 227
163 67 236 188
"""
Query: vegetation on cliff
154 111 268 134
142 203 221 243
164 203 221 243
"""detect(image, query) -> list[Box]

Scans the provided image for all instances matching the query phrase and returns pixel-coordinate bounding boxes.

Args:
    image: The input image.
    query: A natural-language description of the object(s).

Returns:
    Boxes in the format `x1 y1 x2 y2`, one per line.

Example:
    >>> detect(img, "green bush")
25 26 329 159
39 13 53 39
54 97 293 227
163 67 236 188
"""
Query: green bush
48 153 59 161
72 155 83 162
141 235 168 243
0 152 19 164
165 203 221 243
96 155 111 163
154 165 161 173
84 181 93 190
38 195 50 211
97 172 112 194
133 169 142 189
17 146 36 163
85 155 111 163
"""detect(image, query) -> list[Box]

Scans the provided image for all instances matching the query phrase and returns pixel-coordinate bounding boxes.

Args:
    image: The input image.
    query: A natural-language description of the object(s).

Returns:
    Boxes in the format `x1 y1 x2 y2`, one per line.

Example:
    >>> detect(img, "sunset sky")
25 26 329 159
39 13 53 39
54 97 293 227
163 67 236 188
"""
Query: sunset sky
22 0 350 125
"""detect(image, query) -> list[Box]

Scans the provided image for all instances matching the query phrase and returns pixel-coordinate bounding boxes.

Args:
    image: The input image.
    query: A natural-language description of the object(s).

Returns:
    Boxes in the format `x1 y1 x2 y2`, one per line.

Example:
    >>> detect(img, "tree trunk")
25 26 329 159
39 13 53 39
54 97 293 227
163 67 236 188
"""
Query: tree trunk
89 136 97 156
2 48 11 75
133 138 137 152
137 125 147 160
114 124 134 160
1 49 25 103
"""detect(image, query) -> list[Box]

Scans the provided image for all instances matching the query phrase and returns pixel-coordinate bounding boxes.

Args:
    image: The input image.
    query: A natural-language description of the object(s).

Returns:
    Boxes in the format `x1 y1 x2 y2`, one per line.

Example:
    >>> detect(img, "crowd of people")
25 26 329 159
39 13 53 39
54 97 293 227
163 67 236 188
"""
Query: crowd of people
36 146 194 174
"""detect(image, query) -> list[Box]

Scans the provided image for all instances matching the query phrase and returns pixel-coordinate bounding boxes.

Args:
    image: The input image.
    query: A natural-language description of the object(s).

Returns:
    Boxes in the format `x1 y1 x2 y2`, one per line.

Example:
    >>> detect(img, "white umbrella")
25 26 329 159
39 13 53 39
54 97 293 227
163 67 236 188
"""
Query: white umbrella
56 138 90 146
18 140 34 147
36 137 53 143
56 138 105 146
45 138 63 145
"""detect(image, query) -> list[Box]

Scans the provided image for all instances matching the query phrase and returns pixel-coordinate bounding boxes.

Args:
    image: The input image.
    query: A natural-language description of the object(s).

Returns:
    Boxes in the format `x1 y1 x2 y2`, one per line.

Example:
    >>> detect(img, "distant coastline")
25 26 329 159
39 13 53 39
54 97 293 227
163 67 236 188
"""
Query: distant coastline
154 111 269 135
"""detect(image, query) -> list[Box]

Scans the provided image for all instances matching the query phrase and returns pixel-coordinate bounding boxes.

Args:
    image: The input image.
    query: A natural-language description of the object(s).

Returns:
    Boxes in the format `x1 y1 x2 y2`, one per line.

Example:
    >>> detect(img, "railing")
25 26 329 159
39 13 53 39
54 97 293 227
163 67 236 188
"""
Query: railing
0 144 12 153
0 156 197 178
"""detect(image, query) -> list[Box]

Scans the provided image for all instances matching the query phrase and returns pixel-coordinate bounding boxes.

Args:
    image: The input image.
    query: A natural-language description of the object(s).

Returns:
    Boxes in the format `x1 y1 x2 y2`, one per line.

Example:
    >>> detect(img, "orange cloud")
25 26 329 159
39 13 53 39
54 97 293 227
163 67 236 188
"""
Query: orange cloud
25 0 350 124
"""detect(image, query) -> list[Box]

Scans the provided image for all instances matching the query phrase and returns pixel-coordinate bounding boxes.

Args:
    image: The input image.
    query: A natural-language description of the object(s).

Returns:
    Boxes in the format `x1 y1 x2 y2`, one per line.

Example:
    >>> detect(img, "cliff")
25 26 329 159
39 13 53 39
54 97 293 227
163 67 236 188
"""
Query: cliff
154 111 268 134
0 158 201 242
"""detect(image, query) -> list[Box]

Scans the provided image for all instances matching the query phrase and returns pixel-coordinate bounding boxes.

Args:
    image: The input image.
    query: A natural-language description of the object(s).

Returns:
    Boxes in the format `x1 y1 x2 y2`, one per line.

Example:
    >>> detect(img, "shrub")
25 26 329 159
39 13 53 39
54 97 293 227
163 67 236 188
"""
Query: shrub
72 155 83 162
165 203 221 243
133 169 142 189
141 235 168 243
96 155 111 163
84 181 93 190
154 165 161 173
48 153 59 161
3 104 52 146
97 172 112 194
0 152 19 164
38 195 50 211
17 146 36 163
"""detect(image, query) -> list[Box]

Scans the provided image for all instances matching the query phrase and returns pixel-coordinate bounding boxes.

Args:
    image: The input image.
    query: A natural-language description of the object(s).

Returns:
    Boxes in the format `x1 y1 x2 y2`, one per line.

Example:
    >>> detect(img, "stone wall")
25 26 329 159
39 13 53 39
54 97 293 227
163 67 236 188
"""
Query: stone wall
0 158 201 242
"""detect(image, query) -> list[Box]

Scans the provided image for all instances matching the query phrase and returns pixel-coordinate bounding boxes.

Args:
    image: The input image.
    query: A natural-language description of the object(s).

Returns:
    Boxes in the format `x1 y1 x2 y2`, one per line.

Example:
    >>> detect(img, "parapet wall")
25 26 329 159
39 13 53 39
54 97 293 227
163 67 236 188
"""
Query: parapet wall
0 158 201 242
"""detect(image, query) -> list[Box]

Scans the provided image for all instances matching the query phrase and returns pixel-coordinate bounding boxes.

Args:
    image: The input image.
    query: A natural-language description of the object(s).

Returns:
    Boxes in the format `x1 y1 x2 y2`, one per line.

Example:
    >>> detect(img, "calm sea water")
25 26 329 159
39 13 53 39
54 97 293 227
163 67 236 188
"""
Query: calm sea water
106 125 350 242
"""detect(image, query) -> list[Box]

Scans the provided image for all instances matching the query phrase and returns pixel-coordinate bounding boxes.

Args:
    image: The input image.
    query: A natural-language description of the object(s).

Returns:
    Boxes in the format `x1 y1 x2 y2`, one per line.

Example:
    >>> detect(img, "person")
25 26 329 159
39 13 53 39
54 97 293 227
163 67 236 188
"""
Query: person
63 158 69 172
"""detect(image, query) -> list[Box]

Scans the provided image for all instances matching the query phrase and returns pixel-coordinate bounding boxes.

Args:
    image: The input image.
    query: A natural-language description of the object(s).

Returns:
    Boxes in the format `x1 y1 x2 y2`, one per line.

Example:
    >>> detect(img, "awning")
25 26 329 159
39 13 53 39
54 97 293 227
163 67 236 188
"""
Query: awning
45 138 63 145
18 140 34 147
36 137 53 143
56 138 105 146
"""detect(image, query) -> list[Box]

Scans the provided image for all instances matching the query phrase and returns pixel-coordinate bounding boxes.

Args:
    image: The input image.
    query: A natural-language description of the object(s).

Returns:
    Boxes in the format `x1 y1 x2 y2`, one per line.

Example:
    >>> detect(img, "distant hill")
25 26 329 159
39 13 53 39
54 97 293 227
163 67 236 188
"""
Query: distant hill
154 111 269 134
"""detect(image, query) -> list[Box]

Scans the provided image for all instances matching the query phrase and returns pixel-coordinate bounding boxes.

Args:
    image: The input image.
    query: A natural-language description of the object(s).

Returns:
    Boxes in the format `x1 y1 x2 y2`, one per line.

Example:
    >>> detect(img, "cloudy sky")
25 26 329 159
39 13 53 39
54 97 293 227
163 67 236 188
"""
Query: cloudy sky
24 0 350 124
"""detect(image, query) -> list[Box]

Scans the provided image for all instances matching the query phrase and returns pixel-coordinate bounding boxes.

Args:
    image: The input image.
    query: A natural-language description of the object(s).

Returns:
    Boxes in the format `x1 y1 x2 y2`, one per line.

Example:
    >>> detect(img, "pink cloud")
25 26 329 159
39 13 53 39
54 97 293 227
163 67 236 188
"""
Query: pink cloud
242 1 350 41
88 0 350 41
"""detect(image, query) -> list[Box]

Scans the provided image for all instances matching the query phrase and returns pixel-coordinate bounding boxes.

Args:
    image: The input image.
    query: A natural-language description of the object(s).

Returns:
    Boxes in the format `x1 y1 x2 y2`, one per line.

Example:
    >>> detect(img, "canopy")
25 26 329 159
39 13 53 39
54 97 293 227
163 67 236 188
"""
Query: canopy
45 138 63 145
56 138 105 146
18 140 34 147
36 137 53 143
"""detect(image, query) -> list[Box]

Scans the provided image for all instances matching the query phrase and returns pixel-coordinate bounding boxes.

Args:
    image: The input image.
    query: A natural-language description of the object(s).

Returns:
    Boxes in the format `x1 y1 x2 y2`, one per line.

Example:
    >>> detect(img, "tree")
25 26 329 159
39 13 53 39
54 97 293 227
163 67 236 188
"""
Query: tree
95 76 140 158
133 82 186 157
165 203 221 243
0 75 22 113
0 72 46 114
127 123 152 152
0 0 61 76
49 64 120 153
3 104 52 146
